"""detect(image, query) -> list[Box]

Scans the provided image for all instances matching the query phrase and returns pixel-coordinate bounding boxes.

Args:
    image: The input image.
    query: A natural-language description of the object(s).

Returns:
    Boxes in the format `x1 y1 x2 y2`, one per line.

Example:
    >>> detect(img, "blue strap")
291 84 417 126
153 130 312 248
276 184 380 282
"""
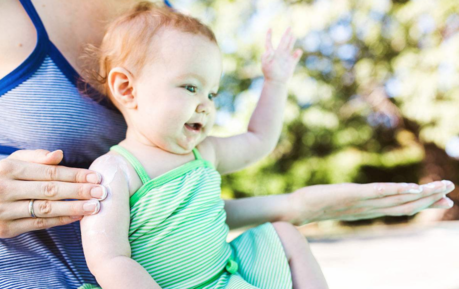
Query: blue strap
0 145 20 155
164 0 173 8
14 0 119 113
19 0 49 41
18 0 173 42
0 0 49 96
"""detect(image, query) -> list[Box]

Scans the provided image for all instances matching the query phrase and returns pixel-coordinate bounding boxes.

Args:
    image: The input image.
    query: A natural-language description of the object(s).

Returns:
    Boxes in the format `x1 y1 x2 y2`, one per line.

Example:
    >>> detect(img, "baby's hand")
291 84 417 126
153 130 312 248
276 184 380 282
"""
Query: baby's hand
261 27 303 84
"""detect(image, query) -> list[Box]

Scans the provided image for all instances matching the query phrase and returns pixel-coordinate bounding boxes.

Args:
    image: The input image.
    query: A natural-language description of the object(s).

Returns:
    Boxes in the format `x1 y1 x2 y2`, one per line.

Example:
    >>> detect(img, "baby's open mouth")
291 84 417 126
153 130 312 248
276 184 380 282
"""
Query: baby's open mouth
185 123 203 131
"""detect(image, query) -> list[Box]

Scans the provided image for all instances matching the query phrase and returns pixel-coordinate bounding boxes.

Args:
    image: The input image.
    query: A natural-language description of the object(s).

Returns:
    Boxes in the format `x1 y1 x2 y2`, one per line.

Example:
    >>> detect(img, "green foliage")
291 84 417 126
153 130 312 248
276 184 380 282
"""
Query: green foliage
176 0 459 221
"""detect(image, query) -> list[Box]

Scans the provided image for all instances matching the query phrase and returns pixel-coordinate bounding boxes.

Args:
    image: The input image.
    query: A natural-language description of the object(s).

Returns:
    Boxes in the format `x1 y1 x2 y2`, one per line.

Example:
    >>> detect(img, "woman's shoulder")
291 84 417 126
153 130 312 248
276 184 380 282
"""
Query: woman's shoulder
0 0 144 79
0 0 37 79
89 151 143 197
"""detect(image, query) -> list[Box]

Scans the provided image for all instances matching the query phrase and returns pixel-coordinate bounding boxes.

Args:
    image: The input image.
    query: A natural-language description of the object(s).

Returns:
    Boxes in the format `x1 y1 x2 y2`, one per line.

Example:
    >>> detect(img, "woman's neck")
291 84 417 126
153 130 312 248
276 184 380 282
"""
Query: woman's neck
33 0 145 75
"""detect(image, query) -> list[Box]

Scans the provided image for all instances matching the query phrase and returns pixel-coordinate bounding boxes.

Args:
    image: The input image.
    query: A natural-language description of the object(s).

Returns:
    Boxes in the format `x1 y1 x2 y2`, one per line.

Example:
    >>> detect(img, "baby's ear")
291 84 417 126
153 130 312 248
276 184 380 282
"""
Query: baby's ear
108 67 137 109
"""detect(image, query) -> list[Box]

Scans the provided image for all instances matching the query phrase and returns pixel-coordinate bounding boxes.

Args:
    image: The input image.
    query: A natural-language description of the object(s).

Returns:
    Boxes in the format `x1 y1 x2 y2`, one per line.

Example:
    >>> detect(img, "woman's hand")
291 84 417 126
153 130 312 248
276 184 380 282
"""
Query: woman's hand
287 181 455 225
0 149 108 238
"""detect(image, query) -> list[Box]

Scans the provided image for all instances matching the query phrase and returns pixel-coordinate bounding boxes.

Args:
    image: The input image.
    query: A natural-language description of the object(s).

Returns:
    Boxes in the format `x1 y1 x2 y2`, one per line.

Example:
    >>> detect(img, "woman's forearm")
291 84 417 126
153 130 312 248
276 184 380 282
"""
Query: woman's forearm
224 182 456 230
224 193 299 230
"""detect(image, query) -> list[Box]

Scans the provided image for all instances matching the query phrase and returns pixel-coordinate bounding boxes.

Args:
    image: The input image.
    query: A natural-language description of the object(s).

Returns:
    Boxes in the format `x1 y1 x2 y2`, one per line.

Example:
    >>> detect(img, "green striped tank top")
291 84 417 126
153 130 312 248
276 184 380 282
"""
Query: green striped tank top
80 145 293 289
110 145 236 288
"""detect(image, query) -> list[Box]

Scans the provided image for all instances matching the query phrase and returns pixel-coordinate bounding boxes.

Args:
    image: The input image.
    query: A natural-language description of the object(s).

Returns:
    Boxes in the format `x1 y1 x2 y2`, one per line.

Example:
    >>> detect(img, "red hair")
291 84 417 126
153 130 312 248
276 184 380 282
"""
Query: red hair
82 1 217 103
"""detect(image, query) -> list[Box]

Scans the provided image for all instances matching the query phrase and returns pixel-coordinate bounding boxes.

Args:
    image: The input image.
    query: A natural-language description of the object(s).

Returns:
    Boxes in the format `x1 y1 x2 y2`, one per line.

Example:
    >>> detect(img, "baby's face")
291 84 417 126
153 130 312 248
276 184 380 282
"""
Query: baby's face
133 28 222 154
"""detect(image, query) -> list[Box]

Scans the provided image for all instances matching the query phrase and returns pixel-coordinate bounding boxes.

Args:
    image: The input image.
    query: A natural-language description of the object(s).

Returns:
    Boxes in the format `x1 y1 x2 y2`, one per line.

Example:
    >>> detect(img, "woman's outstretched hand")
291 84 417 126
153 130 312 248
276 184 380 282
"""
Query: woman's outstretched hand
288 181 455 225
0 149 108 238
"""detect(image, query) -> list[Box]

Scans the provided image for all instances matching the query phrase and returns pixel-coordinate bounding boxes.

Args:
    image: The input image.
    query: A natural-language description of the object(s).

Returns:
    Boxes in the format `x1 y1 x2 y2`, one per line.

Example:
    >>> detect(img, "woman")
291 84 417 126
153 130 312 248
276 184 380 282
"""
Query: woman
0 0 454 288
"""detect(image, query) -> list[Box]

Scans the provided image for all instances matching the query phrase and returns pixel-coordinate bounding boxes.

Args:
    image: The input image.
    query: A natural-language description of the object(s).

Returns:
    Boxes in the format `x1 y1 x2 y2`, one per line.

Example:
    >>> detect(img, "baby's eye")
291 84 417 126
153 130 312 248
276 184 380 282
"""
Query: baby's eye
184 85 197 93
208 93 218 101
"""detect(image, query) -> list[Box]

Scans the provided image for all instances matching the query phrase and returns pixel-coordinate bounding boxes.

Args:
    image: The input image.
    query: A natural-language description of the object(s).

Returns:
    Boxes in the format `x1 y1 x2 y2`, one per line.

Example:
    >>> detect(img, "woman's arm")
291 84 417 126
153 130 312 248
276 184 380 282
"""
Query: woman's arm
224 194 293 230
81 154 160 288
224 181 455 230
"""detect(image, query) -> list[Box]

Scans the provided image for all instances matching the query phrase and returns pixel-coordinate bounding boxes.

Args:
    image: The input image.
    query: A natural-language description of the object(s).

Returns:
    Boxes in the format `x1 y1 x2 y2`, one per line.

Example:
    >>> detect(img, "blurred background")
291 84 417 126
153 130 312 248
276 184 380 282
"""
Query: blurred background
168 0 459 288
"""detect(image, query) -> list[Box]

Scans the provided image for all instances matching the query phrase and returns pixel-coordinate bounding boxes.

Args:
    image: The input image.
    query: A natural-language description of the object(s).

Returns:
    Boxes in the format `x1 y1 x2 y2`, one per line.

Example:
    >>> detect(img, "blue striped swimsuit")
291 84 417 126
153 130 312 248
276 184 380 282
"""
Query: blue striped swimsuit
0 2 293 288
0 1 126 288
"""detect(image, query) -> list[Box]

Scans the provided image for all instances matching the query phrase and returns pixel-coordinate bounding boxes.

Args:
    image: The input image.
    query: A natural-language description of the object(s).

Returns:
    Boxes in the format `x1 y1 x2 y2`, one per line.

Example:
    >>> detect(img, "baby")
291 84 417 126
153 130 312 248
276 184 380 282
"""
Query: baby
79 2 327 289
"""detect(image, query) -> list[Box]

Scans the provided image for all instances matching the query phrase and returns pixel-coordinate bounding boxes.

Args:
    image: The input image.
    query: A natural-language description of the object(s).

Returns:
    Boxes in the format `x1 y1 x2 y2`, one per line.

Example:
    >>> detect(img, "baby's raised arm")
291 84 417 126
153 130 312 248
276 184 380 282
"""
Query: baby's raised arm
203 28 303 175
80 154 161 289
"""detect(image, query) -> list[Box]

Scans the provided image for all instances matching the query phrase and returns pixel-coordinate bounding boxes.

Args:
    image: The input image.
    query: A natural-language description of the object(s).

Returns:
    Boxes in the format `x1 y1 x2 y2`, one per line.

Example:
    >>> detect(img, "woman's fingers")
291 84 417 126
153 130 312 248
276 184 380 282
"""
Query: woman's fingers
373 192 448 217
365 182 423 198
420 180 455 194
7 149 64 165
290 182 455 225
2 180 107 202
1 216 84 238
357 182 454 209
358 180 453 200
0 159 101 184
428 196 455 209
338 194 453 221
1 199 100 220
321 183 421 204
0 149 108 237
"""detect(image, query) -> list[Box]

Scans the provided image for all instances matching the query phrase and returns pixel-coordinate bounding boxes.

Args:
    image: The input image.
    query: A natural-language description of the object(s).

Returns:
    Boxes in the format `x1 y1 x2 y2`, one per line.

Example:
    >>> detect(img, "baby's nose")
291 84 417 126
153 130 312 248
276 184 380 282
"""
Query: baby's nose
196 102 210 114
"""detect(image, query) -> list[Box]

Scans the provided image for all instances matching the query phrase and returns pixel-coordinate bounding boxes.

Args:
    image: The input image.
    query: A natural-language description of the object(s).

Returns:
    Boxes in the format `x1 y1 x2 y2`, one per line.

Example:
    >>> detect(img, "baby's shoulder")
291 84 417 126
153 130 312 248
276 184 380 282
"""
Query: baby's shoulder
89 152 143 197
196 138 217 166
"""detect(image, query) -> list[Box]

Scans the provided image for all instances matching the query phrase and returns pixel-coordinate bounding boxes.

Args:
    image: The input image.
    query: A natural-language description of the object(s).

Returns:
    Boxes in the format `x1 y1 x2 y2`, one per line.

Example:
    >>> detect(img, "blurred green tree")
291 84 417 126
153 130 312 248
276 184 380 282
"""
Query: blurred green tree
174 0 459 223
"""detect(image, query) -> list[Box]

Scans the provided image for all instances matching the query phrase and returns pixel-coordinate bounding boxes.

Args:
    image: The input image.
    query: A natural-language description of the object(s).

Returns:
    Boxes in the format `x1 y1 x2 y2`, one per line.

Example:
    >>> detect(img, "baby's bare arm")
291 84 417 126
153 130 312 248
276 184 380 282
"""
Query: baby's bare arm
203 28 302 175
205 80 288 175
80 154 161 288
92 256 161 289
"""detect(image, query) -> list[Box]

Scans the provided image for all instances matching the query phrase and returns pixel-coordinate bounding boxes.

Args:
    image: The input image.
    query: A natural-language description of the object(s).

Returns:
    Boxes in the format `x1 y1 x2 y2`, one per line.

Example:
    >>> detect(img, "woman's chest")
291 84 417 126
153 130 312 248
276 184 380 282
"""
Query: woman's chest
0 58 127 167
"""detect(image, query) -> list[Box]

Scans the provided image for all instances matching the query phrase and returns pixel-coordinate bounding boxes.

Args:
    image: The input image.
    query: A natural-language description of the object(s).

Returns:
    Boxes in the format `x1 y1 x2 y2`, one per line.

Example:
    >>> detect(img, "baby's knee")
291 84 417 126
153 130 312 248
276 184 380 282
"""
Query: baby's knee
272 221 308 244
272 222 311 261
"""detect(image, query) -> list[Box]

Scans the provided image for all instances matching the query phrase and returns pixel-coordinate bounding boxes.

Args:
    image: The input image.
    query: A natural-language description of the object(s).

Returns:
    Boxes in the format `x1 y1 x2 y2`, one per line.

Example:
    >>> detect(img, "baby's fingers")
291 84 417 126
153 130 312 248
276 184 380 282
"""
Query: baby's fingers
278 27 292 51
3 216 83 238
293 49 303 62
265 28 274 52
287 33 296 52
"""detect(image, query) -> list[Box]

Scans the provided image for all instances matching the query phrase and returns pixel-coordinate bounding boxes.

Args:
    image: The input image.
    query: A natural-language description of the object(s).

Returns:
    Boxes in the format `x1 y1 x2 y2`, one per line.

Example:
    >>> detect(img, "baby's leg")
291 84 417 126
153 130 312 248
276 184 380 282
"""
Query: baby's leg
272 222 328 289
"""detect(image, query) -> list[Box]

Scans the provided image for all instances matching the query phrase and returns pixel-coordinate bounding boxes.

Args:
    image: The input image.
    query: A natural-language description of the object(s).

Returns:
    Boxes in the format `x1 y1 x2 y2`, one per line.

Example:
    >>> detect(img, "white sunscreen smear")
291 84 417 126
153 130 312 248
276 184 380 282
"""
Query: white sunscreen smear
82 154 132 237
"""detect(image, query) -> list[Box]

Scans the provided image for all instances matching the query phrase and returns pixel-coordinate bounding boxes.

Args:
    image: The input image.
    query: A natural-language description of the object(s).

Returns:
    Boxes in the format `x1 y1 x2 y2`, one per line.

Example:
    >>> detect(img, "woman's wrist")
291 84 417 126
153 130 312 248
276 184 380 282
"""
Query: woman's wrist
223 186 325 230
285 187 320 226
287 184 347 225
224 193 297 230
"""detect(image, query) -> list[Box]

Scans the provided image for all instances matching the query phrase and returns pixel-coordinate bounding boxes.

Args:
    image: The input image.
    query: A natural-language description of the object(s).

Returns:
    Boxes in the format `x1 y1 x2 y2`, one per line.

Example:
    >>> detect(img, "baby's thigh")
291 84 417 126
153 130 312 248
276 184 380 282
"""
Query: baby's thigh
229 222 293 289
271 222 310 260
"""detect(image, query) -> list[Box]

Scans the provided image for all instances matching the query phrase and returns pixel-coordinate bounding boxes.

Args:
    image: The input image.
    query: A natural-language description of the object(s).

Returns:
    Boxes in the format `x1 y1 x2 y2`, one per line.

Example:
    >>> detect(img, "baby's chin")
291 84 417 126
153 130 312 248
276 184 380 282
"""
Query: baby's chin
159 138 203 155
